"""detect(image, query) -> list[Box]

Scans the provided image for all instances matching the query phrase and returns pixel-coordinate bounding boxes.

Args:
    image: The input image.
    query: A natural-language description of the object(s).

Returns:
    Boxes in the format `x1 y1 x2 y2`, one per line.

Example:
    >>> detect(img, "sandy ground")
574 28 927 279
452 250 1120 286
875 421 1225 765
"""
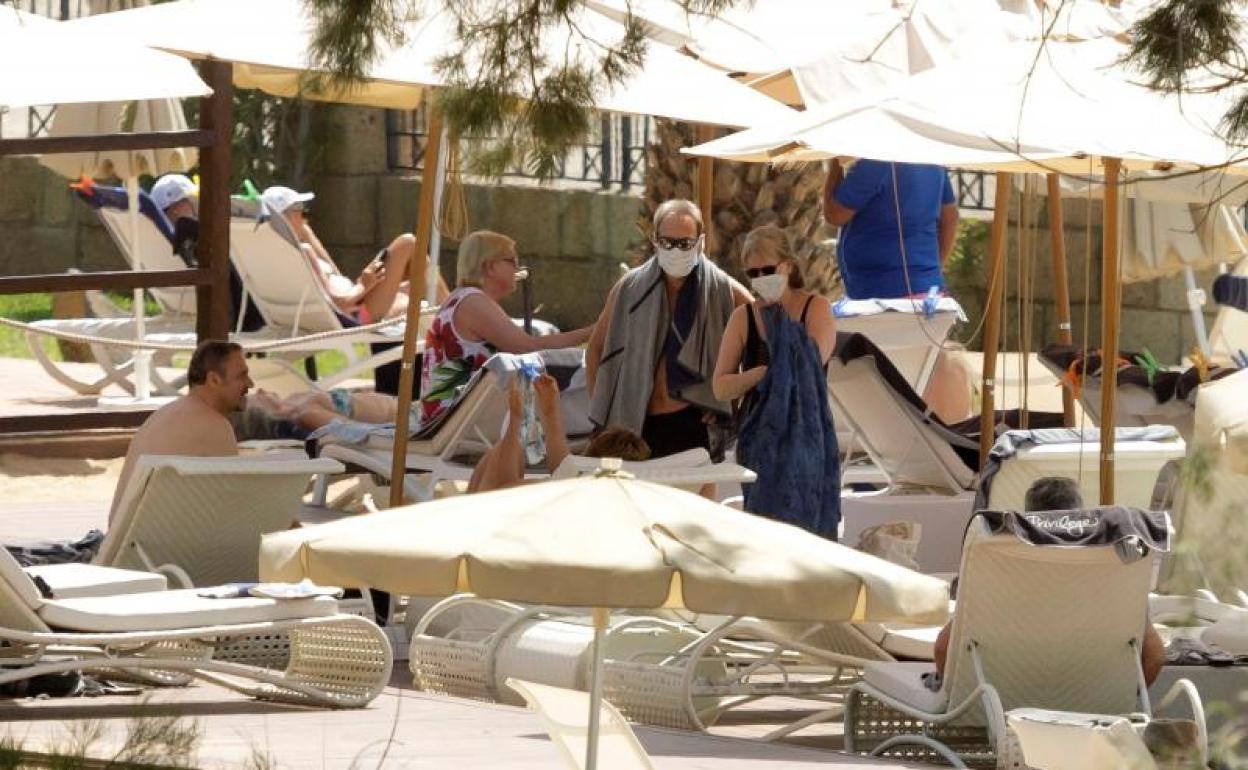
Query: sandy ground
0 453 123 504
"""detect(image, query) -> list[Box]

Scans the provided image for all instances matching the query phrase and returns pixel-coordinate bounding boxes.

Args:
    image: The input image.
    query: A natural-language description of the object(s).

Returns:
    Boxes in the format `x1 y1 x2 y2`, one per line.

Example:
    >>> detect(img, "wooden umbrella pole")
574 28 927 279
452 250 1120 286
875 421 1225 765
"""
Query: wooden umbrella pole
1099 157 1123 504
695 124 714 254
979 171 1013 470
389 107 445 508
1046 173 1076 426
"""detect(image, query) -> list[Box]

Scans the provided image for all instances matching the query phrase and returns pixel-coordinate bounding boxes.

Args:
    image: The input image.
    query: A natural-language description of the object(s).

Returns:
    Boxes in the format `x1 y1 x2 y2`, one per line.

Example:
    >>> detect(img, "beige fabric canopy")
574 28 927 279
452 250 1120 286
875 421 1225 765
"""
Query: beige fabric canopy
67 0 797 127
260 475 949 625
39 98 197 181
0 8 210 110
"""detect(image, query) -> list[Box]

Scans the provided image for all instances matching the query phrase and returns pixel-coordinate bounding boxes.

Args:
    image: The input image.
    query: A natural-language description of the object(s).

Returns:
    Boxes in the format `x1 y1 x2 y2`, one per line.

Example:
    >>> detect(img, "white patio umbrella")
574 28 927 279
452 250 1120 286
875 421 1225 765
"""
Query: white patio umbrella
0 9 209 110
259 473 949 770
584 0 1150 108
66 0 797 129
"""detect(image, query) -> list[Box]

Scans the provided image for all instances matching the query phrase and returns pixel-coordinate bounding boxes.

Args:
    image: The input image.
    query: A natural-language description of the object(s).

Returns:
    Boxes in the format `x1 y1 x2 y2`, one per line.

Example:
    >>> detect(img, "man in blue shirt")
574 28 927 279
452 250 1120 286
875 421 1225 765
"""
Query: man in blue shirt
823 159 959 299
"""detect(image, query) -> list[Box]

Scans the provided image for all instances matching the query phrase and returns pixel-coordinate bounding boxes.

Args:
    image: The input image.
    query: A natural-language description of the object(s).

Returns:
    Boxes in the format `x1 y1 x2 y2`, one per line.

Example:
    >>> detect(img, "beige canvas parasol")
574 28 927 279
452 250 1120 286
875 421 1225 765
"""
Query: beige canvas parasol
260 473 948 770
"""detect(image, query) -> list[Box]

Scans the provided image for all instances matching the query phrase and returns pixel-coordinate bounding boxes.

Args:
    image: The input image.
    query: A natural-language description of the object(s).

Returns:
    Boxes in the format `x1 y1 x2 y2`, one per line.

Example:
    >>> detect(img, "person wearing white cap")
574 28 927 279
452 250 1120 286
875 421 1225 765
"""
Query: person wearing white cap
151 173 199 262
151 174 264 332
261 185 448 324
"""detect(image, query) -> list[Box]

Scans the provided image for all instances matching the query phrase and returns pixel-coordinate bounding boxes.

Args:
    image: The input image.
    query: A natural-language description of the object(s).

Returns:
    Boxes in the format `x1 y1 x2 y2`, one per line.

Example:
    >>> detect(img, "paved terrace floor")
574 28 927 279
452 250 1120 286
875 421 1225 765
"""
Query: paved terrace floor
0 679 925 769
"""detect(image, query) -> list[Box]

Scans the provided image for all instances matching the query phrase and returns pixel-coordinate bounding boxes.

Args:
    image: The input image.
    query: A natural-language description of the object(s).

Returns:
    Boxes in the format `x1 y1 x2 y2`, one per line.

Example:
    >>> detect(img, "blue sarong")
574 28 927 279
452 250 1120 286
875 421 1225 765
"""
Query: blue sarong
737 305 841 538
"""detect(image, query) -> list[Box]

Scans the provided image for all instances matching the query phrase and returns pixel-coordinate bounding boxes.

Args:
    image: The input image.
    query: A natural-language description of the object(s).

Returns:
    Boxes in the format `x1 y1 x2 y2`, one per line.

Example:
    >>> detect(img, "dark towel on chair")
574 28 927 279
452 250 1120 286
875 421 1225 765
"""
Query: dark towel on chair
738 305 841 538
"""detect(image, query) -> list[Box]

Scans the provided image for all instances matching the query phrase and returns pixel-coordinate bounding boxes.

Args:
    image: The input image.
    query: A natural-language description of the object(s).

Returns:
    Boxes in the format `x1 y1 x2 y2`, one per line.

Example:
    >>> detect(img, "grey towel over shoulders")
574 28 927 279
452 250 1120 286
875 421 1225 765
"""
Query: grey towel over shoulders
589 257 737 433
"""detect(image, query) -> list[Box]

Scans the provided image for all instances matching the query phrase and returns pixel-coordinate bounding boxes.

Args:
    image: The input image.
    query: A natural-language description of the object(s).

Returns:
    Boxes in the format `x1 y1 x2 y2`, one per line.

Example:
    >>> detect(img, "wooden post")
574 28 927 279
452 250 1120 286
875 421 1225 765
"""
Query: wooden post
979 171 1012 470
1046 173 1076 426
196 59 234 342
1099 157 1123 504
389 106 444 507
695 124 714 254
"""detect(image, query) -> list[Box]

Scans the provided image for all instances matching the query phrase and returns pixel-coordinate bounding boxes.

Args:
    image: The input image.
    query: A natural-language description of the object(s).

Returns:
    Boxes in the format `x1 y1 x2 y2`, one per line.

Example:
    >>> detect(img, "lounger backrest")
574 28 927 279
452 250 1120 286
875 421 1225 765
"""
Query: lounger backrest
97 454 344 587
0 549 52 632
97 207 197 316
409 349 587 460
828 334 975 492
941 511 1155 723
982 428 1186 512
228 218 344 334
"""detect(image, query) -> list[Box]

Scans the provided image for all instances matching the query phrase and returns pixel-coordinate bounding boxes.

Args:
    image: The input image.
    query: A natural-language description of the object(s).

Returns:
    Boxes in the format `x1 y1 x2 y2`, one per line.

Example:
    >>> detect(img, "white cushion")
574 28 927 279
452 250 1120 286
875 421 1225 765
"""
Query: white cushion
40 588 339 632
879 625 940 660
26 564 166 600
1202 616 1248 656
863 661 948 714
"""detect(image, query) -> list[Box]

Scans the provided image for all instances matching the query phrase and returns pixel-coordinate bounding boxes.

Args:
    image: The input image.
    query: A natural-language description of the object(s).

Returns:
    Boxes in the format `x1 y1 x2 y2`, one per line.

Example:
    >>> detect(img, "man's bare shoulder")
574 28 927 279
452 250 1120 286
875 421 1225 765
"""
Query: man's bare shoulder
131 396 235 454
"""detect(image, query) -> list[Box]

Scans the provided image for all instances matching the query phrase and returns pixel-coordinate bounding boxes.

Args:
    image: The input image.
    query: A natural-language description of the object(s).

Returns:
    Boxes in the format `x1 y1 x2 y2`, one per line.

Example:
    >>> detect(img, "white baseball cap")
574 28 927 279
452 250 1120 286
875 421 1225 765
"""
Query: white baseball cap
261 185 315 215
150 174 198 211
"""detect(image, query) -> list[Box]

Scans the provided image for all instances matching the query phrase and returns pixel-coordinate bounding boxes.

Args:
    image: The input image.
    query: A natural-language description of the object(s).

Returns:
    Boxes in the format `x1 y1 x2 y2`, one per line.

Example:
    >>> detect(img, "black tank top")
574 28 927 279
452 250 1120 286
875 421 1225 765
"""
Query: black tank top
737 296 815 420
743 295 815 369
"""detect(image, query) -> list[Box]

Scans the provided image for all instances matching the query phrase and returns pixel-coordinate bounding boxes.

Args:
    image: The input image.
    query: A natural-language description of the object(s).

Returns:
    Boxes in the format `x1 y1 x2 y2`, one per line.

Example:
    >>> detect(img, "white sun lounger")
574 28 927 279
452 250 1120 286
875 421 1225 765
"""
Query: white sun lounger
0 546 392 709
95 454 343 588
316 349 728 504
227 216 439 390
407 593 937 742
842 508 1206 768
977 427 1186 512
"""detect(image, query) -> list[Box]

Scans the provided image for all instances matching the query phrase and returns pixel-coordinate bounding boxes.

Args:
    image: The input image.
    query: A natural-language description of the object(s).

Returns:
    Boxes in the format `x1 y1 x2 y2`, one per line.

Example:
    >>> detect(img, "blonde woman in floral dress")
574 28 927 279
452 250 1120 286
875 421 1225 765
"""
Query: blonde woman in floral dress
252 231 591 433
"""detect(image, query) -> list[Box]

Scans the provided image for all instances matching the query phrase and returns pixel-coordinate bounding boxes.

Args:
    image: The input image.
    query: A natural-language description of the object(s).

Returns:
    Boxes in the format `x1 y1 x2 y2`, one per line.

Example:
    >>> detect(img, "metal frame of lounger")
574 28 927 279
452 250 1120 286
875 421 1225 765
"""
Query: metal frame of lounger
98 455 344 589
407 594 923 742
843 511 1207 768
0 590 392 709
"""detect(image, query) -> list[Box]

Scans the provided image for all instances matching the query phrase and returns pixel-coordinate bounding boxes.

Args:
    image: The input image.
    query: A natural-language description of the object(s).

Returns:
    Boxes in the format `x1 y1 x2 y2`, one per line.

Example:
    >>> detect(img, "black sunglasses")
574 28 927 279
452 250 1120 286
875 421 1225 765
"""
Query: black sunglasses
744 265 779 279
654 235 699 251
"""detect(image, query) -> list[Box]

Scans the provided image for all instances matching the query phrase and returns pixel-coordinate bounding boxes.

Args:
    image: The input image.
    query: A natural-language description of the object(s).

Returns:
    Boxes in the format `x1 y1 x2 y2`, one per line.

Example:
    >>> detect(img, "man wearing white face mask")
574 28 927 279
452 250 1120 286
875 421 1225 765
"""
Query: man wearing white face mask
587 199 752 458
712 225 840 538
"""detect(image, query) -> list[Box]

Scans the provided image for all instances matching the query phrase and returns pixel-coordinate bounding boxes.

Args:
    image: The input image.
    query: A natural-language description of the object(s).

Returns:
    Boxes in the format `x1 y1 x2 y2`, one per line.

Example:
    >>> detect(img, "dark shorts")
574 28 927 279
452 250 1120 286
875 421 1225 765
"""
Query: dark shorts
641 406 711 459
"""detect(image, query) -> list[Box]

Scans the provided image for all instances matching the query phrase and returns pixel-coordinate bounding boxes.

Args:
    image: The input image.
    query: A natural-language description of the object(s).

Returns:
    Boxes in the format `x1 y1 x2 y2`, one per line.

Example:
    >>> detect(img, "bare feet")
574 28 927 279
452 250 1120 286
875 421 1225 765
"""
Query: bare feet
533 374 559 420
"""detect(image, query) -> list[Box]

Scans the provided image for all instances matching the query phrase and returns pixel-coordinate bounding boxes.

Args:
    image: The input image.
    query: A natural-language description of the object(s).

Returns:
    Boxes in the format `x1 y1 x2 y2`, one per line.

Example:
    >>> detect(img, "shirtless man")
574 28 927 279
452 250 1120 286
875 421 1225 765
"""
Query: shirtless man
109 341 253 524
587 200 752 459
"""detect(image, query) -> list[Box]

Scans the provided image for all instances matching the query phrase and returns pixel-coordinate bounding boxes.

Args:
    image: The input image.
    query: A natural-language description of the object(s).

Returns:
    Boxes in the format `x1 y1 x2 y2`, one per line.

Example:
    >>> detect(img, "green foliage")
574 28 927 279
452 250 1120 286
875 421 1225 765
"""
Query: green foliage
305 0 751 180
0 294 58 361
945 219 990 283
1126 0 1248 138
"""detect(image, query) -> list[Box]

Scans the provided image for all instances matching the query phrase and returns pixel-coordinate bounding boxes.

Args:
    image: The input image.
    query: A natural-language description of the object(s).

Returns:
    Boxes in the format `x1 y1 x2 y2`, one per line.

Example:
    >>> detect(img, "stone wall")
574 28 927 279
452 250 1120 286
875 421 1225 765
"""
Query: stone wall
308 106 643 330
0 156 126 277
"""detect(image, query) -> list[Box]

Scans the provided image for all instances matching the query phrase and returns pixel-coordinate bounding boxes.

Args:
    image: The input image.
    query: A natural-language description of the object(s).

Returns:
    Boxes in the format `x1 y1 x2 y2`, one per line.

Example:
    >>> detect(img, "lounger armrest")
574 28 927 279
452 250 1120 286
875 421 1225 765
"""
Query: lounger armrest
1154 678 1208 768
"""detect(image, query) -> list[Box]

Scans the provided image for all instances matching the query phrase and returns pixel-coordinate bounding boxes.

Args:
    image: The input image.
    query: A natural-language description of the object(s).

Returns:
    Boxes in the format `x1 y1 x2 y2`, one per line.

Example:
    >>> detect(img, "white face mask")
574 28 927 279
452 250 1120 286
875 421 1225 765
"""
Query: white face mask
751 273 787 303
654 236 702 278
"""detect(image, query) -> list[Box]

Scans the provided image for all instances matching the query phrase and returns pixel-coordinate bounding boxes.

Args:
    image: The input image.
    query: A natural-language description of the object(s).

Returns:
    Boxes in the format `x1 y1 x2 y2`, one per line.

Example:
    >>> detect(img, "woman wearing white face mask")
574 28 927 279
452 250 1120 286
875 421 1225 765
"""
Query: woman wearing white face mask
713 226 841 538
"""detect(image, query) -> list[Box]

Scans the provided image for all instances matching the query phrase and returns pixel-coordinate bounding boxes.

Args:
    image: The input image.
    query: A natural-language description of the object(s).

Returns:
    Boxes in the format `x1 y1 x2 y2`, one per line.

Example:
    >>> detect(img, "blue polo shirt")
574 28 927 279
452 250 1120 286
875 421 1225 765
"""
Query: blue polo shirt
833 160 955 299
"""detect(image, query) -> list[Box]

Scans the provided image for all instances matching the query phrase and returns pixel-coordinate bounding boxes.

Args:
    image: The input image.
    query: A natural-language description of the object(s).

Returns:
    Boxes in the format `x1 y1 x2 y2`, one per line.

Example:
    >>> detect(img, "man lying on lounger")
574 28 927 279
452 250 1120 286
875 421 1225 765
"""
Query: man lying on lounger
110 341 252 525
469 374 650 493
931 476 1166 687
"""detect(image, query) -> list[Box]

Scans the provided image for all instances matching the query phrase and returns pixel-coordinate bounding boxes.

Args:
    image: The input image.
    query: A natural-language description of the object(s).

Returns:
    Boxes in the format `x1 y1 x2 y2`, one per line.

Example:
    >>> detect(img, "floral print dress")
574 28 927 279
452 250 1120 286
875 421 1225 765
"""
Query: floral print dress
419 287 497 427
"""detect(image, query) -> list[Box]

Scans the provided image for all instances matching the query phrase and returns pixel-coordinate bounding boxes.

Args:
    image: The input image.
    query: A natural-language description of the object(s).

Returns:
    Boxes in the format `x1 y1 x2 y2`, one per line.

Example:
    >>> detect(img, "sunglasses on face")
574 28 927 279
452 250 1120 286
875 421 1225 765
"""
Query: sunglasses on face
654 235 699 251
744 265 779 279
